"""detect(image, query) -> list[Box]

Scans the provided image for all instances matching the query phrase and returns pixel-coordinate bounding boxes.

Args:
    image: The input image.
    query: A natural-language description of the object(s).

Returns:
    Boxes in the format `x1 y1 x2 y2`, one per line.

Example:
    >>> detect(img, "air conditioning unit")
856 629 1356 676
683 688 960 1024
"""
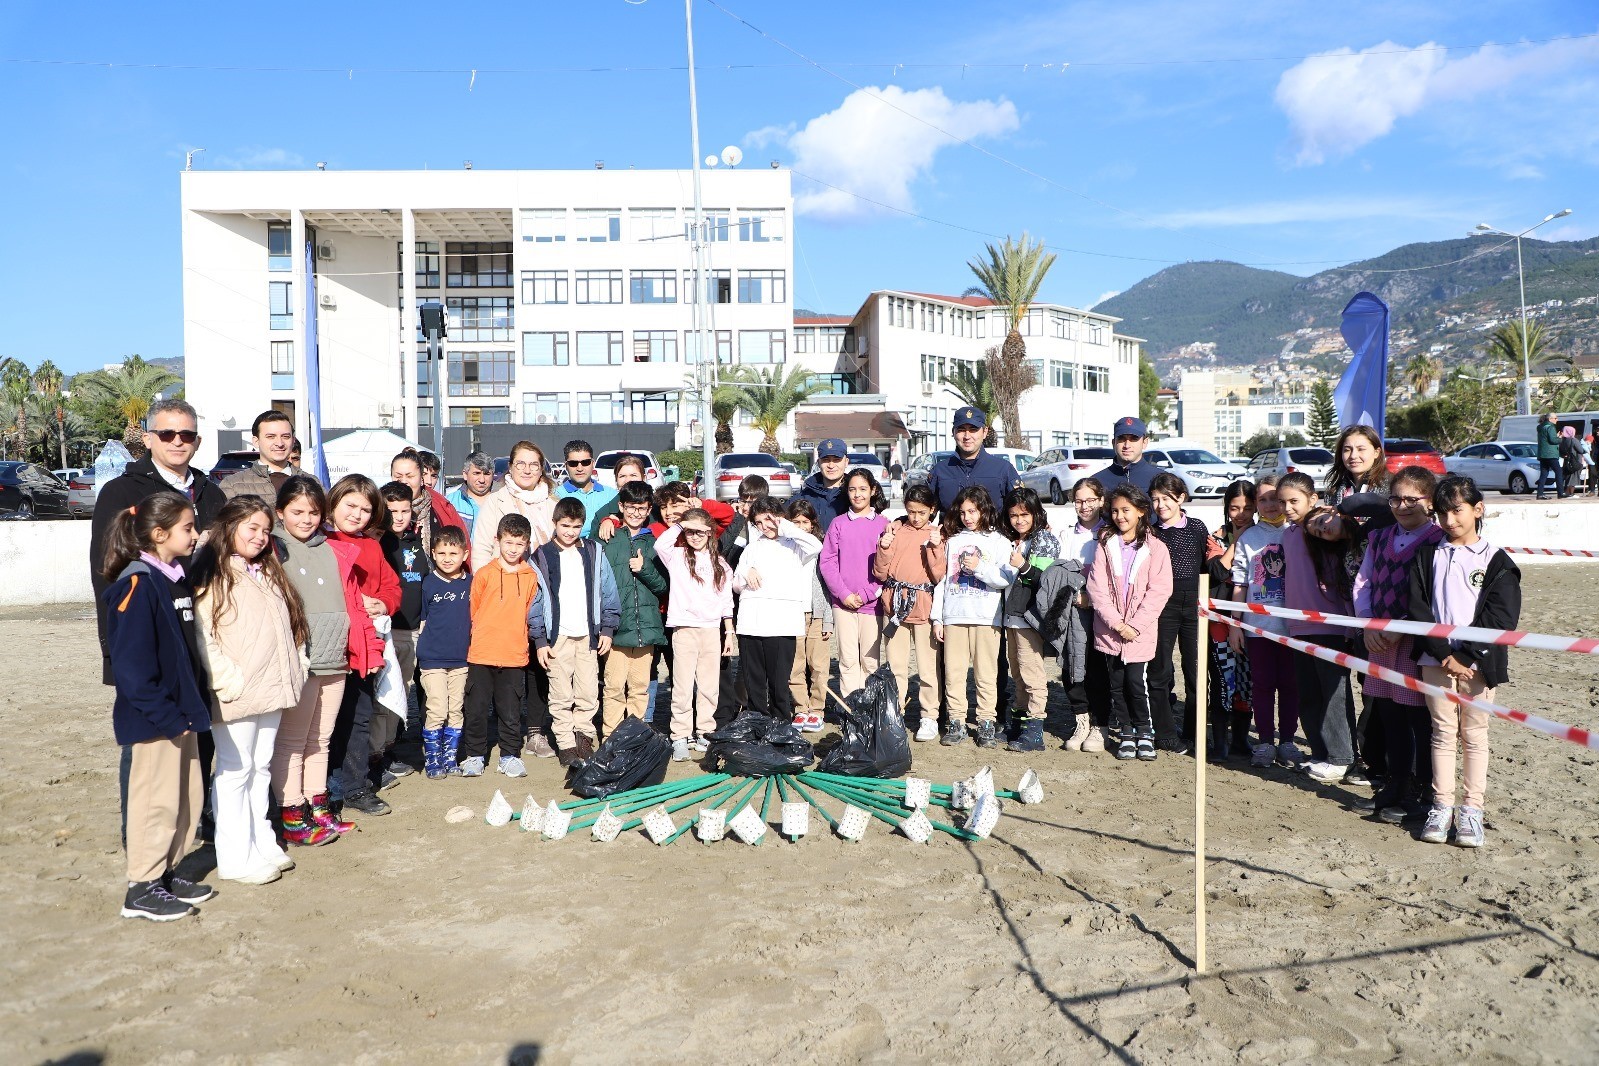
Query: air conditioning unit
903 409 917 426
920 382 933 396
535 414 553 425
316 242 336 261
318 292 337 309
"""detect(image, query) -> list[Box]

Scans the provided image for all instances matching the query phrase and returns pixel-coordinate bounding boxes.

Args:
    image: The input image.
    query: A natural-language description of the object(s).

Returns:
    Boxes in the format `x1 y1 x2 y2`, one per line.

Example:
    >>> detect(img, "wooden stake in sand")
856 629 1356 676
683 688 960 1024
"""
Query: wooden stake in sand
1194 574 1210 974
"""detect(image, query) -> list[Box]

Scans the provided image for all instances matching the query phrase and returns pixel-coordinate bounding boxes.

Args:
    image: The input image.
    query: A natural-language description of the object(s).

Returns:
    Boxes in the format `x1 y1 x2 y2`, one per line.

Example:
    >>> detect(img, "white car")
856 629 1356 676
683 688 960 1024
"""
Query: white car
1244 447 1335 485
986 447 1039 475
846 452 893 496
1143 443 1249 499
1445 441 1540 495
593 449 671 491
1020 446 1115 504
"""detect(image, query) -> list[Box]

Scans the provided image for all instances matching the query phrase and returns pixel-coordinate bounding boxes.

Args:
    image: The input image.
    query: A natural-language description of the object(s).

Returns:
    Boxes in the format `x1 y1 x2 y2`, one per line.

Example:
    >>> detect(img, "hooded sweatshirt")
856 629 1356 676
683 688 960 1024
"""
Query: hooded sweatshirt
819 509 887 614
467 557 539 668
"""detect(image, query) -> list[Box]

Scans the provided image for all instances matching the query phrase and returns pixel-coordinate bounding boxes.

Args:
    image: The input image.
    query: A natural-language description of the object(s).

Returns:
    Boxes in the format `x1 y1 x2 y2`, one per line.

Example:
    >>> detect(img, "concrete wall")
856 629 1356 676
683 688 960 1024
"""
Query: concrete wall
0 520 94 605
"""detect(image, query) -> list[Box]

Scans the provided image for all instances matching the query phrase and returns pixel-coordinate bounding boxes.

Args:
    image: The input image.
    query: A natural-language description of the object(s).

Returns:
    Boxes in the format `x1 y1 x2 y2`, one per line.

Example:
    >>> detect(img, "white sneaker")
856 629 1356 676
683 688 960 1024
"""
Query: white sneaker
222 865 282 886
690 735 710 753
1306 762 1349 783
1421 804 1454 844
1276 741 1305 768
1454 806 1485 848
671 738 692 762
498 755 527 778
914 719 939 743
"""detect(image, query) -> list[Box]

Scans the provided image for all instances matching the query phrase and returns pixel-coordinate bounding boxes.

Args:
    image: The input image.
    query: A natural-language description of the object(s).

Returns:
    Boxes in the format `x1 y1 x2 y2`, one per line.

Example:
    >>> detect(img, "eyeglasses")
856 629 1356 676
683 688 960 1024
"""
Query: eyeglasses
149 429 198 444
511 461 541 471
1387 495 1428 508
682 528 711 537
1073 498 1101 507
566 457 593 467
620 501 651 510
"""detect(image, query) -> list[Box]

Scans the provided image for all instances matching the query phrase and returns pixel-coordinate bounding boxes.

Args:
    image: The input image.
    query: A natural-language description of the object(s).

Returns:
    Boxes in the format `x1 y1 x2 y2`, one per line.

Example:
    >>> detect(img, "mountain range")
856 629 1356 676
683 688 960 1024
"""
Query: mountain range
1094 235 1599 377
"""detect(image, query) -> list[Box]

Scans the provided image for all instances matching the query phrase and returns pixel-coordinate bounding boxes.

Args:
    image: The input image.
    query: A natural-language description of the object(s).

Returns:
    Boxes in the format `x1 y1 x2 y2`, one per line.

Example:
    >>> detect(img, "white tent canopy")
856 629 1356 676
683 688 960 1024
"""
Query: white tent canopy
321 429 423 486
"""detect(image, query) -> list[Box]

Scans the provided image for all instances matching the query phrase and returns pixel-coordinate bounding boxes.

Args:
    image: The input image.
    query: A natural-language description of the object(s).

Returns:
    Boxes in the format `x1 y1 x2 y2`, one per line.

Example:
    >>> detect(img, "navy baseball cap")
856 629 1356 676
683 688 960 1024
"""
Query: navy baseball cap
953 406 987 429
817 438 847 459
1113 416 1148 439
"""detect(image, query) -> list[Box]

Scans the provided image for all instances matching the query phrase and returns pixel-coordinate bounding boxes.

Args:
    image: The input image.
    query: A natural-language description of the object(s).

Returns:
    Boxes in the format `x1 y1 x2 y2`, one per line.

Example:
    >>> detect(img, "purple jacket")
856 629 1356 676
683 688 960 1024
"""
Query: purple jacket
819 511 887 614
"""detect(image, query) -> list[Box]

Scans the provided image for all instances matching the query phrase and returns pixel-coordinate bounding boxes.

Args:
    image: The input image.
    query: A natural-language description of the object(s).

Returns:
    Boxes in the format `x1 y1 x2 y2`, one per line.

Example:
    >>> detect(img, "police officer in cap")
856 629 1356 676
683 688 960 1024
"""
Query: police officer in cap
1094 415 1161 494
927 407 1019 513
798 437 850 532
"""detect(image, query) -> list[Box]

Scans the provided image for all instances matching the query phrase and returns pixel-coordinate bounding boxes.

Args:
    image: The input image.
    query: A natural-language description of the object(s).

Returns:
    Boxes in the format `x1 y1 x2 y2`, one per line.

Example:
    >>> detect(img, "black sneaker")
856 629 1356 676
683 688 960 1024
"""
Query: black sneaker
343 788 392 816
975 720 999 748
121 880 194 921
1007 720 1045 753
163 873 216 904
940 719 966 747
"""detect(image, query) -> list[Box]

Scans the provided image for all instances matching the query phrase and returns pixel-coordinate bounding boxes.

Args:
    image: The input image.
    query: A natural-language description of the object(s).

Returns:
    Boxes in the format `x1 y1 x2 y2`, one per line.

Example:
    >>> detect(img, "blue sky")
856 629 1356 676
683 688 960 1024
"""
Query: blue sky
2 0 1595 374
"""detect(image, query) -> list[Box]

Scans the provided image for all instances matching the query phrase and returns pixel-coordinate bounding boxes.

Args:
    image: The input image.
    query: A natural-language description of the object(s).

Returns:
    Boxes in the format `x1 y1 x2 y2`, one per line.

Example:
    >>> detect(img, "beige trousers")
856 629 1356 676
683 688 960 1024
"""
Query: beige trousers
548 635 600 748
272 673 345 806
835 608 883 694
1423 665 1494 810
883 621 940 718
602 644 654 734
125 731 202 884
419 667 468 730
1007 626 1051 720
942 624 1001 723
788 614 832 717
671 627 721 741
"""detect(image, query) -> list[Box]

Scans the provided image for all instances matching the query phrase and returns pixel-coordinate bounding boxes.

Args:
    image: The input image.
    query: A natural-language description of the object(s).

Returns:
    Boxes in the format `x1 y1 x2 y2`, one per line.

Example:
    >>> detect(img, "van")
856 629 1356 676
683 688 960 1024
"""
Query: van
1498 411 1599 442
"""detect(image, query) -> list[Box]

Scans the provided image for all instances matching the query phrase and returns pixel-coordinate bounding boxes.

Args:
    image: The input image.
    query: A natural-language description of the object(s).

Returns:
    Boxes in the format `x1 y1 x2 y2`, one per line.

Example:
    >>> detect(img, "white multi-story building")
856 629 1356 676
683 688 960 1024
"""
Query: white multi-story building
1177 368 1310 458
789 291 1141 462
179 167 794 467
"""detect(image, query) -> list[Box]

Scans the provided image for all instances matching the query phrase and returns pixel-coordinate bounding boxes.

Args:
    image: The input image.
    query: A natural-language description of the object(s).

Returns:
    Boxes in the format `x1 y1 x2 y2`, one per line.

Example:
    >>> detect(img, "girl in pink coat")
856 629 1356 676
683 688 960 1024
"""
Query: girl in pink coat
1086 484 1173 762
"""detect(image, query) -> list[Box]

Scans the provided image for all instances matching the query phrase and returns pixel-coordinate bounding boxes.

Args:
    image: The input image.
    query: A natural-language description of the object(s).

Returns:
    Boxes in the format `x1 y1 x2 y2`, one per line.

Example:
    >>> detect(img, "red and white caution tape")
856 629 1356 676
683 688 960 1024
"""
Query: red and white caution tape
1207 599 1599 656
1203 608 1598 751
1503 546 1599 559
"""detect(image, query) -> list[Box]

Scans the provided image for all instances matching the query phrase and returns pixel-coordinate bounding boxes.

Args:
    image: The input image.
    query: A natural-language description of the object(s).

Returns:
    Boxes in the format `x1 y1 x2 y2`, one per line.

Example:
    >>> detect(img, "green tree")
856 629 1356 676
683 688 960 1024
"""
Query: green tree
1137 350 1165 425
32 359 68 470
1486 319 1551 378
964 232 1056 447
1405 352 1441 398
941 357 1000 447
1306 379 1339 447
0 357 30 460
724 364 828 456
1239 428 1307 458
73 355 180 456
1388 376 1518 453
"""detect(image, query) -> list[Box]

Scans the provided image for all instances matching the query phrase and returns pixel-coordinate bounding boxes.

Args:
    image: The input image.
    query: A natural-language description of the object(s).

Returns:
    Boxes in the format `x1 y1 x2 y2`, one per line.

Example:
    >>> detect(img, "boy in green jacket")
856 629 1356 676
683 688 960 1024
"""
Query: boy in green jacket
600 480 669 736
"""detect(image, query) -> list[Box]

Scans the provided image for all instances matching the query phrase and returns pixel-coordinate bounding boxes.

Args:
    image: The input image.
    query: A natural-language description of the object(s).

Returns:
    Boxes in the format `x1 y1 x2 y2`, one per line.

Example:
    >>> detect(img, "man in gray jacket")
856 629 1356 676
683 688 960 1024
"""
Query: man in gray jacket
221 410 301 503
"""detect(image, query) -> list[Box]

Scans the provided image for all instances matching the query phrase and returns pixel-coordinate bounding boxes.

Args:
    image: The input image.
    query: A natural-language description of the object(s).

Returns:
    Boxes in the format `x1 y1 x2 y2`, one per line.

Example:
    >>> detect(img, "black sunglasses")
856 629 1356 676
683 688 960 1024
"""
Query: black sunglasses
566 457 593 467
150 429 199 444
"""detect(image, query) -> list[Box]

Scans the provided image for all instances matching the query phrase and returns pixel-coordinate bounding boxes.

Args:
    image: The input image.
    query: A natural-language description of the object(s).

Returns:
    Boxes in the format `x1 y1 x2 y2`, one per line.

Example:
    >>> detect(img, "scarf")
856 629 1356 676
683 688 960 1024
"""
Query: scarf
1259 513 1286 527
506 480 550 507
879 579 935 638
412 489 434 549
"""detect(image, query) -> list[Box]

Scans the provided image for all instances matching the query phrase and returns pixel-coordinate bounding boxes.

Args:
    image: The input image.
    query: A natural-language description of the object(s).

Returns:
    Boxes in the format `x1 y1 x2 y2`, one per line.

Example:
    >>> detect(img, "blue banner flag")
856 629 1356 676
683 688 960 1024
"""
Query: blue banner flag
1336 291 1389 436
304 242 330 485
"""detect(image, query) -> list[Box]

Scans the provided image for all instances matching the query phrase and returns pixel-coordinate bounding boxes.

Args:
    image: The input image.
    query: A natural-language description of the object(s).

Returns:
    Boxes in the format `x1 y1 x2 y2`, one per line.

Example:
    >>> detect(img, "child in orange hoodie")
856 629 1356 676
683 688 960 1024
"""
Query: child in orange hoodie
459 513 539 778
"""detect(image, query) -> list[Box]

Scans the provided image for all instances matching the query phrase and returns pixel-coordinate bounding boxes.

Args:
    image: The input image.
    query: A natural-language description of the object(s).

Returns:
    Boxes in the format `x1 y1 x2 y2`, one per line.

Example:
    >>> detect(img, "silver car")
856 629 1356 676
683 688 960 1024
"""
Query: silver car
66 470 98 518
1143 446 1248 499
704 452 797 501
1445 441 1540 495
1245 447 1335 486
1020 447 1113 504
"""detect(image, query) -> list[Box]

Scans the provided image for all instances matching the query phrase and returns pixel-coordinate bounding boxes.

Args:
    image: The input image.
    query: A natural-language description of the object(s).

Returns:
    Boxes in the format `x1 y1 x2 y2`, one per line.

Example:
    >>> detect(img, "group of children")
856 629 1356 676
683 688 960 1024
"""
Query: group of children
103 432 1522 920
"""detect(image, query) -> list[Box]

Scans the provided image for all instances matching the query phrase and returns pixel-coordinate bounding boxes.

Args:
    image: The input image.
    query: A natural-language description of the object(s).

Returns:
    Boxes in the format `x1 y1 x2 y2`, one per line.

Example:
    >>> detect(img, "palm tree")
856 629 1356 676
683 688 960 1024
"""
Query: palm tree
0 358 30 460
73 356 179 457
963 232 1056 446
31 359 67 470
1404 352 1441 398
683 370 744 454
1486 320 1552 379
941 358 999 447
725 364 828 455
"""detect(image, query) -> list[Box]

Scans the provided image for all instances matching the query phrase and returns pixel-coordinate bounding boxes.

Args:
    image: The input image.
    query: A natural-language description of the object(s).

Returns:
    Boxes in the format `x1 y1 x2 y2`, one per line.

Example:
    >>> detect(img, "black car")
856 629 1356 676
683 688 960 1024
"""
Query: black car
209 450 260 484
0 462 71 518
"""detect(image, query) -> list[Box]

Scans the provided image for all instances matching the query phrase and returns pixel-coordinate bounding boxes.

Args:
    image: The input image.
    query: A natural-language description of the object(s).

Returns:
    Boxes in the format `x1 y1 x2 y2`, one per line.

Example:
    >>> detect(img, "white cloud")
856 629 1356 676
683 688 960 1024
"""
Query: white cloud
751 86 1019 220
1275 35 1599 165
1143 195 1461 228
1095 290 1121 306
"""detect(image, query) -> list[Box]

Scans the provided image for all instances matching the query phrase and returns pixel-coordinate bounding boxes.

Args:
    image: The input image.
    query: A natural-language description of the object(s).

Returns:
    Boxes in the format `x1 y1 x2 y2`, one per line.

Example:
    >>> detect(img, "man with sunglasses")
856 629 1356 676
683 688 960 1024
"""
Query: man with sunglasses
555 439 618 537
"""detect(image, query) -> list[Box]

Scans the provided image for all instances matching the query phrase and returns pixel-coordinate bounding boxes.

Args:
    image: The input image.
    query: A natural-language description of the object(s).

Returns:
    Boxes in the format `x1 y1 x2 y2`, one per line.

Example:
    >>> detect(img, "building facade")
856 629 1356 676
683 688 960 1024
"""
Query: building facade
1177 368 1310 458
180 168 794 468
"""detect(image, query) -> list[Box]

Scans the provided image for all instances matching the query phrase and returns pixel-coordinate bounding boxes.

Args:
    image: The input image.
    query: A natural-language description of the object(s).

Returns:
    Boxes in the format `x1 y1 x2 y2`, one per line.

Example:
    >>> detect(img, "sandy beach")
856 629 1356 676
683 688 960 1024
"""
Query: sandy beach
2 564 1597 1064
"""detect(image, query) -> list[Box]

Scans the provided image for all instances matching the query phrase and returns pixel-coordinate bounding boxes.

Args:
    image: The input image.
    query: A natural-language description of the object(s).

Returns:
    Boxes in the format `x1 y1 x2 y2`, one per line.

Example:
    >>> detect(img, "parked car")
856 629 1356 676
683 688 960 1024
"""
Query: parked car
903 450 954 492
53 467 87 484
594 449 674 491
1245 447 1335 485
66 471 98 517
701 452 797 501
986 447 1039 475
1383 438 1448 477
209 450 259 484
1020 446 1114 504
0 462 71 518
1142 443 1248 499
845 452 892 497
1444 441 1540 495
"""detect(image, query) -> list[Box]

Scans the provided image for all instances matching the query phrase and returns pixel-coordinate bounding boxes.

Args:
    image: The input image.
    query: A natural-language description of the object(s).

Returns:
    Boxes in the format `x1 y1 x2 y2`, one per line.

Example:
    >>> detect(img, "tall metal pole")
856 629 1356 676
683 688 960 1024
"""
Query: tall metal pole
429 327 444 458
686 0 716 491
1515 234 1531 417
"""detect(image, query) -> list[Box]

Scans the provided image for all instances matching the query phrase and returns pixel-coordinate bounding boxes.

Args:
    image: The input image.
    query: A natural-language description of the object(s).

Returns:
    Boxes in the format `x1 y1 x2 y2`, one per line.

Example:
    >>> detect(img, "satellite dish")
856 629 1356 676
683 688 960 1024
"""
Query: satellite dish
721 145 743 167
704 155 719 167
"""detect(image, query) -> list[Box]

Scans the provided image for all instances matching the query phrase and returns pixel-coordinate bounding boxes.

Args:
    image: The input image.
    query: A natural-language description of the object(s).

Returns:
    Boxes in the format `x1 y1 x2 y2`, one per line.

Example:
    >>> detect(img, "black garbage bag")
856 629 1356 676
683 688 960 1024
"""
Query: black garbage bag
817 664 912 778
568 716 672 798
706 710 814 776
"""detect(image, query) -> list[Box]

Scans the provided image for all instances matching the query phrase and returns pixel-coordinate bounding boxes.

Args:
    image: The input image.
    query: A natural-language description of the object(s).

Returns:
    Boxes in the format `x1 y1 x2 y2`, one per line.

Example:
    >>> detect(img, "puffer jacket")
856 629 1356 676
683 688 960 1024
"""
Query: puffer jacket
1085 533 1172 663
195 557 309 722
1030 559 1090 684
328 538 386 675
602 525 668 648
220 461 300 505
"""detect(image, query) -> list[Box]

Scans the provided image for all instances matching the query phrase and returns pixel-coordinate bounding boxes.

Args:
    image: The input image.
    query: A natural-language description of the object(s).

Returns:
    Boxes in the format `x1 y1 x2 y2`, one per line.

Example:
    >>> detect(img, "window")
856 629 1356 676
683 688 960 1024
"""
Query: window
632 331 676 362
268 222 292 272
821 327 847 353
1053 432 1070 447
1082 366 1110 392
448 406 510 426
684 330 732 364
576 331 623 365
1087 322 1106 345
1025 359 1045 385
1050 361 1074 389
794 328 813 354
405 241 440 288
522 392 570 423
416 353 433 398
630 270 677 304
1019 308 1045 336
803 373 860 396
685 269 731 304
937 307 945 334
738 330 786 364
269 281 293 330
445 242 511 287
573 209 621 243
578 392 624 423
1268 412 1284 427
737 210 785 242
270 340 293 389
575 269 623 304
629 391 678 423
519 209 566 243
1289 411 1306 427
630 208 678 243
977 313 986 339
448 350 513 397
1051 311 1071 340
920 353 947 385
521 270 567 305
447 297 513 342
737 270 786 304
686 210 730 242
522 331 569 366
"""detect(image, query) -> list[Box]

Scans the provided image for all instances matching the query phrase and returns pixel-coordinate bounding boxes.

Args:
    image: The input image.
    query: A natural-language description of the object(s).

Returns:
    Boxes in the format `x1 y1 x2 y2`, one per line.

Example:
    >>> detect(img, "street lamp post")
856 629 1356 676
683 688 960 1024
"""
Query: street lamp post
1470 208 1573 416
419 300 447 462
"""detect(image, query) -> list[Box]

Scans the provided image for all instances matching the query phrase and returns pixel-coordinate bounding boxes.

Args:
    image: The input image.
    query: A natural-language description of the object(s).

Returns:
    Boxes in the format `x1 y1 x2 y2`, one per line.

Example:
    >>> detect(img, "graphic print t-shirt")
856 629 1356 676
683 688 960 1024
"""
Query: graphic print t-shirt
1231 523 1289 635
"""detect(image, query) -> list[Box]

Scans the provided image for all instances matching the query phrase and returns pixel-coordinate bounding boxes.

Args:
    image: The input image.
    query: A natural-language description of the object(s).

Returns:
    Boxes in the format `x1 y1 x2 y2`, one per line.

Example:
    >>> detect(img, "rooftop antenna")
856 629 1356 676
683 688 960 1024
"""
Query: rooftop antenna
721 145 743 167
316 162 327 171
185 148 205 171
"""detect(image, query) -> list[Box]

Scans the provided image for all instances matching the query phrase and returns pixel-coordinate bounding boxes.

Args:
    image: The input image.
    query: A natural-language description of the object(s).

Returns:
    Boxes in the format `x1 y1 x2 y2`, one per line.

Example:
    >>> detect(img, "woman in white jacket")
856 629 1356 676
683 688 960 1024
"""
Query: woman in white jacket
733 498 823 720
931 486 1017 749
